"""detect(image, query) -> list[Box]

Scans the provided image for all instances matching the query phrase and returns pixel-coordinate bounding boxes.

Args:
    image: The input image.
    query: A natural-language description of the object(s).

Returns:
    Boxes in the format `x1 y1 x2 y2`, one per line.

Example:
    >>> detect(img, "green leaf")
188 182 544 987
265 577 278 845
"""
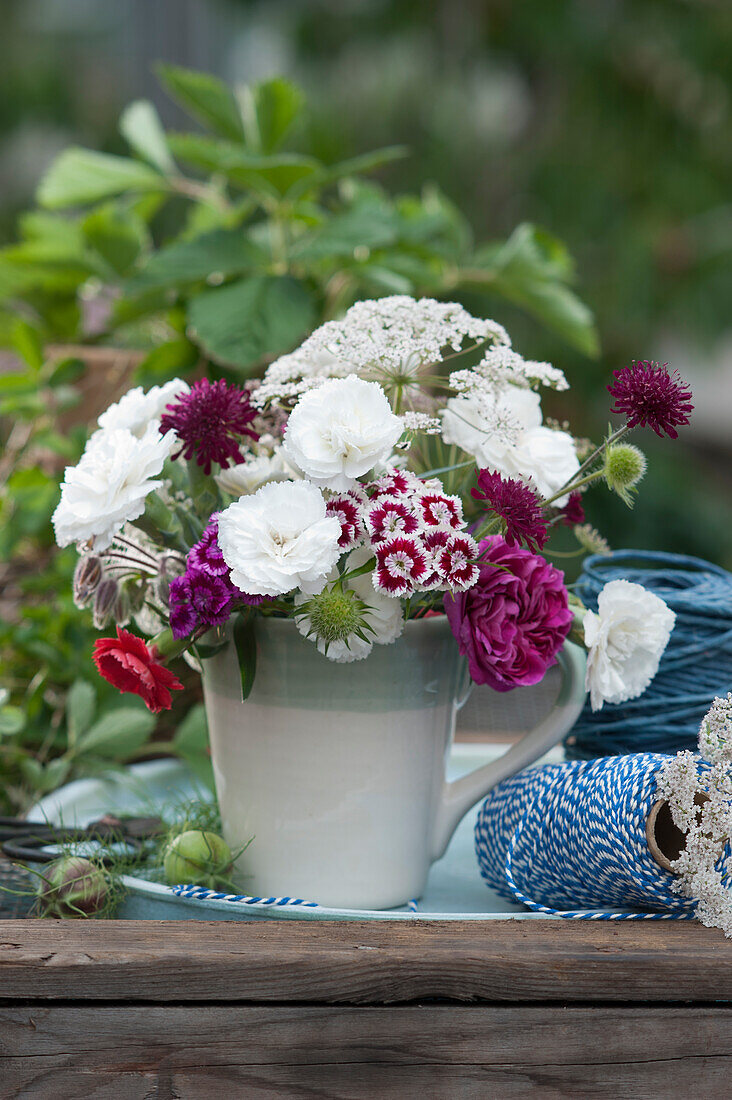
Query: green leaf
0 705 26 737
156 63 244 142
37 148 166 209
127 228 265 292
290 202 400 262
82 204 147 276
66 679 96 747
133 338 199 387
188 274 315 371
173 703 209 754
120 99 175 174
317 145 409 185
46 356 85 387
167 134 321 199
238 78 304 153
233 613 257 702
11 320 44 370
465 224 599 357
75 707 156 759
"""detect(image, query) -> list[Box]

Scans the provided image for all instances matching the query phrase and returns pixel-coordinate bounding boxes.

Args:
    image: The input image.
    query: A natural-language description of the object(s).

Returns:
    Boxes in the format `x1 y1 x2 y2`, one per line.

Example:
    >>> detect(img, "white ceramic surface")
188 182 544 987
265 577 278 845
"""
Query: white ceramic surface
202 617 587 909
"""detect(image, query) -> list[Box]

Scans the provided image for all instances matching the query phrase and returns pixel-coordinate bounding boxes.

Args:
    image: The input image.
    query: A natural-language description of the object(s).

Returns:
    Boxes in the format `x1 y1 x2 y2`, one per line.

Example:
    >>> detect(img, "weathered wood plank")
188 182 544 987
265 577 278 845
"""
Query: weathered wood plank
0 918 730 1004
1 1005 731 1098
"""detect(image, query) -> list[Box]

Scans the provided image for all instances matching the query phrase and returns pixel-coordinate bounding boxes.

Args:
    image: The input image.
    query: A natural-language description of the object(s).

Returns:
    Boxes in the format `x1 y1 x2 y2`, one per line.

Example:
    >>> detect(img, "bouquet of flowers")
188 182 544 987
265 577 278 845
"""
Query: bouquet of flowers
53 295 692 714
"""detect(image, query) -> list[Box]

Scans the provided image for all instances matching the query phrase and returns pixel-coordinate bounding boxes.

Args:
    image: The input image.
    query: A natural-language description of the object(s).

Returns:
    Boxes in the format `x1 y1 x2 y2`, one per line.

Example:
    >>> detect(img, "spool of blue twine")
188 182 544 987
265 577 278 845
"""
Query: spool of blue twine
475 754 705 920
565 550 732 759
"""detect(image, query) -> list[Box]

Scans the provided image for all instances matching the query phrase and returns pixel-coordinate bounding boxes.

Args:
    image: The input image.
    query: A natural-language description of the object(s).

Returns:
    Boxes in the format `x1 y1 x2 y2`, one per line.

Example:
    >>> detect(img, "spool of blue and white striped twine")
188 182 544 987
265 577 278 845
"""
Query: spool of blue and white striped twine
475 753 713 921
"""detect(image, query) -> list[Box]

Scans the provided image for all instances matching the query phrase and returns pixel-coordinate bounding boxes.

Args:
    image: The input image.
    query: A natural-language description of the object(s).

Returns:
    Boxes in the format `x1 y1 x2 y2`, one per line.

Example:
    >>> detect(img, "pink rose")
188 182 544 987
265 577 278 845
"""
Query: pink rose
444 535 572 691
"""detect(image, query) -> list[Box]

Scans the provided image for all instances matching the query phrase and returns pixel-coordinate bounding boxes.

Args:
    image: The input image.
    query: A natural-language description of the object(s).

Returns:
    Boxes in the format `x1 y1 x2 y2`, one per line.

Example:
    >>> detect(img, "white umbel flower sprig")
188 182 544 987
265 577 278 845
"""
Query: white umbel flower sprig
657 695 732 937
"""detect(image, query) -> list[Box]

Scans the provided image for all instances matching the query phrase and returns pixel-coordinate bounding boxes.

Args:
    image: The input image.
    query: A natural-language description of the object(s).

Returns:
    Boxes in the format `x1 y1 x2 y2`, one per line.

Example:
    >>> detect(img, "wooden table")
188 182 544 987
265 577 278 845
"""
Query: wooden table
1 918 731 1098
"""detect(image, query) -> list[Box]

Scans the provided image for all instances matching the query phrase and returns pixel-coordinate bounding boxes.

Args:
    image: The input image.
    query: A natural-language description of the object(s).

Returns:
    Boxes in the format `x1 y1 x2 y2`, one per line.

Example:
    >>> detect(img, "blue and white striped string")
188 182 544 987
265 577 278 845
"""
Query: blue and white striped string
475 753 710 921
566 550 732 760
172 886 319 908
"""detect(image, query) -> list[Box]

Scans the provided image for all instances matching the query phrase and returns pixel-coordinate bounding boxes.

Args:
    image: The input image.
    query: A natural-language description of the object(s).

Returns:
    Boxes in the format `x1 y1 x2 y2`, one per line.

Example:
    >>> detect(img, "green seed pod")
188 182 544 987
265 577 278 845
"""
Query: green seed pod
37 856 108 919
603 443 647 505
163 830 234 889
301 586 367 645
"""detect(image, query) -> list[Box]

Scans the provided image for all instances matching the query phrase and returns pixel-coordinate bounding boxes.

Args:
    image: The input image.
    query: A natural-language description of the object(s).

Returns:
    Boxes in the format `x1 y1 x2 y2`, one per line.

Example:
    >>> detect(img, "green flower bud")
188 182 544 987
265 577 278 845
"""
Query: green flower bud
164 830 233 890
298 586 368 645
92 578 119 628
73 555 103 608
575 523 611 556
603 443 647 505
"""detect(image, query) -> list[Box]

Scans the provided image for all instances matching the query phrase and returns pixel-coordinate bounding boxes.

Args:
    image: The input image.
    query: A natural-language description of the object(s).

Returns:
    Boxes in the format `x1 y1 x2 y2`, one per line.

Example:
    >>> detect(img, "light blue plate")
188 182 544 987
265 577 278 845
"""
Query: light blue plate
29 743 564 922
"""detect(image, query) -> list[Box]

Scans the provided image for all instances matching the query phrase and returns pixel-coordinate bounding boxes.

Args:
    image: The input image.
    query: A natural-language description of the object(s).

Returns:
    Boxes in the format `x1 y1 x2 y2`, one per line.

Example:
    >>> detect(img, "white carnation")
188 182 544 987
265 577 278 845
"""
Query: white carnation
583 579 676 711
295 548 404 663
97 379 189 437
215 447 300 496
217 480 342 597
52 424 175 551
283 375 403 491
440 385 579 504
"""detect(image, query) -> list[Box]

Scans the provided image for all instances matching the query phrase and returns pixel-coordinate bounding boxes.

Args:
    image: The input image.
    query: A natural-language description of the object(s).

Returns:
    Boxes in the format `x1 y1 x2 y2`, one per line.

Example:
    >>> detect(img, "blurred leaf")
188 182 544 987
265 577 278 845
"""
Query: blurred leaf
37 148 166 209
315 145 409 187
156 63 244 142
233 613 256 702
120 99 175 174
46 356 85 387
0 371 41 396
82 204 148 276
465 224 599 357
291 202 400 261
66 680 96 748
0 706 26 737
133 338 199 387
239 78 304 153
188 274 315 371
167 134 321 199
173 703 209 754
127 227 265 292
75 708 156 759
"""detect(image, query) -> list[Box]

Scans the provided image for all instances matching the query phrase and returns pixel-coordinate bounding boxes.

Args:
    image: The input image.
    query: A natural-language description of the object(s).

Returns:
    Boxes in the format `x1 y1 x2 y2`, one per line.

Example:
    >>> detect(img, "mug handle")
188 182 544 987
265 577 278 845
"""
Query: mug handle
430 640 587 860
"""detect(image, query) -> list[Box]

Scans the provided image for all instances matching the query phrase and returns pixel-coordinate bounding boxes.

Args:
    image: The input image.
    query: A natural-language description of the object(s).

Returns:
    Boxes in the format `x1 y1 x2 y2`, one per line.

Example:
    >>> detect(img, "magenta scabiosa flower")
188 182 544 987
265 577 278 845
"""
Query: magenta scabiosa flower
560 492 585 527
607 361 693 439
472 470 548 553
160 378 259 474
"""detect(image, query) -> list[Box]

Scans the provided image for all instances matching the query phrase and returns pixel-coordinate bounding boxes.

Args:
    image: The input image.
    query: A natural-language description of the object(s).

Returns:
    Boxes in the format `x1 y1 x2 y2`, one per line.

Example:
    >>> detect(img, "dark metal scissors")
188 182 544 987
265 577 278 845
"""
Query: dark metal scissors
0 814 165 864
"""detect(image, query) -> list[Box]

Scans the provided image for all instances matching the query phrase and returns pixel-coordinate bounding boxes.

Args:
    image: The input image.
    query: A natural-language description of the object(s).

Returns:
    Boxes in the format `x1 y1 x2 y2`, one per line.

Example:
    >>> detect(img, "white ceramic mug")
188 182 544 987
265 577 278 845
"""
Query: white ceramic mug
202 616 586 910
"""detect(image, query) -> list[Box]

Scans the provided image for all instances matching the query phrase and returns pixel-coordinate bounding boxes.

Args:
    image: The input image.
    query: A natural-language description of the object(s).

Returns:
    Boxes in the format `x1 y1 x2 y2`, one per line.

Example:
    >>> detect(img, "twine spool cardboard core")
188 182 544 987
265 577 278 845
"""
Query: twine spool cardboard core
646 795 709 872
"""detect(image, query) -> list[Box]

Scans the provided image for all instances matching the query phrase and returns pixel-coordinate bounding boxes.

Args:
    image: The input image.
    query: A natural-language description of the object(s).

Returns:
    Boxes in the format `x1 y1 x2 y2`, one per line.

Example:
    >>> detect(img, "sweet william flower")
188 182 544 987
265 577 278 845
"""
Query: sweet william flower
52 424 175 551
97 380 190 437
93 627 183 713
583 579 675 710
283 375 403 491
217 481 342 597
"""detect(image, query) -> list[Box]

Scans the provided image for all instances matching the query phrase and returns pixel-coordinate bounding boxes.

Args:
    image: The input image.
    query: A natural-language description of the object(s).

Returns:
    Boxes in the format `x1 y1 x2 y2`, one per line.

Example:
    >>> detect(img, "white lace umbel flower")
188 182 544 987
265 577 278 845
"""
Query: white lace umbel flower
294 547 404 662
583 579 675 711
441 384 580 503
52 424 175 551
698 692 732 766
255 296 509 408
283 376 403 491
215 447 300 496
97 379 190 438
454 346 569 395
217 480 342 597
400 411 442 434
656 699 732 938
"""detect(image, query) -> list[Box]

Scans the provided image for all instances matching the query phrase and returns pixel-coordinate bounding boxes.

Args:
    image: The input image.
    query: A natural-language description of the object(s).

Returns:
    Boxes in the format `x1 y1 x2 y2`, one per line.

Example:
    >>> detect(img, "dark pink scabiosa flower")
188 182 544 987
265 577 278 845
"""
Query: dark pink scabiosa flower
160 378 259 473
373 535 428 597
560 492 585 527
435 534 480 591
415 491 464 531
472 470 548 553
607 360 693 439
325 492 364 551
366 499 420 543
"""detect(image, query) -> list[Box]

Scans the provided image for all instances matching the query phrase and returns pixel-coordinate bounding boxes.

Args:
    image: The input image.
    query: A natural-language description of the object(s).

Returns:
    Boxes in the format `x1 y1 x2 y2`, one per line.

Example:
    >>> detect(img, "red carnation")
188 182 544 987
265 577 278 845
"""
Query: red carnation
93 628 183 714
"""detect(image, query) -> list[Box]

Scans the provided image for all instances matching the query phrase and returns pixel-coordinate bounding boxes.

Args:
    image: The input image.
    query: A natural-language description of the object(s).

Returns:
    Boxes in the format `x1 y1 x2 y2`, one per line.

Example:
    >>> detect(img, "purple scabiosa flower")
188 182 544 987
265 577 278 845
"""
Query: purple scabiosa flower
560 492 586 527
160 378 259 474
472 470 548 553
607 361 693 439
